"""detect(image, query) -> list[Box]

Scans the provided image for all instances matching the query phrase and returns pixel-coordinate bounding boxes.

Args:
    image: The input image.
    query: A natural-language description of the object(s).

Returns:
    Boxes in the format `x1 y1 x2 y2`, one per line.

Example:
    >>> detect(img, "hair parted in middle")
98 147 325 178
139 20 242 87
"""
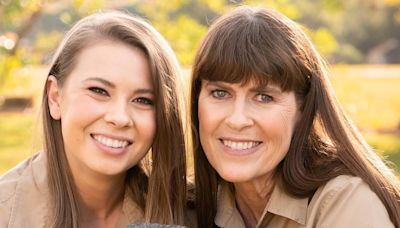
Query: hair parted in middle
42 11 187 227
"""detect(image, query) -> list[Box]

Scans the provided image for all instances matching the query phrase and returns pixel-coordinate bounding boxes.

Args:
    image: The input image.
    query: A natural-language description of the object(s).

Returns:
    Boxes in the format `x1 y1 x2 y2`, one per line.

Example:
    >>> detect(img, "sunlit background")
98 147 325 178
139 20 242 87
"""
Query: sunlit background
1 0 399 175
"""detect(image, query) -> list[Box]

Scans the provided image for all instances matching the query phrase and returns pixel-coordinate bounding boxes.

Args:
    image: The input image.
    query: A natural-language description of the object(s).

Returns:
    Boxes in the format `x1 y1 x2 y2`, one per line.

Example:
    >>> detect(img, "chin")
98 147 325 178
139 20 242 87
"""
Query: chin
91 164 128 176
218 169 254 184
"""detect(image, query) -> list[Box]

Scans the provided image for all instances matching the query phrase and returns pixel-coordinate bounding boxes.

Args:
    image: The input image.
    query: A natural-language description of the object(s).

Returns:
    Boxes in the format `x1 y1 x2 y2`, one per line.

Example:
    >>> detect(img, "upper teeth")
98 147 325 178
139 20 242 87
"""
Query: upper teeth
222 140 260 150
93 135 129 148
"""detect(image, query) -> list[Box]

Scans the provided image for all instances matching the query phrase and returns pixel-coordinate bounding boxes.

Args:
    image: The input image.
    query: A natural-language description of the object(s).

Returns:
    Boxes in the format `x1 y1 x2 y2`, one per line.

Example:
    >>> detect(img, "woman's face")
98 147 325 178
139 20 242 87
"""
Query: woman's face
48 40 156 177
198 80 300 184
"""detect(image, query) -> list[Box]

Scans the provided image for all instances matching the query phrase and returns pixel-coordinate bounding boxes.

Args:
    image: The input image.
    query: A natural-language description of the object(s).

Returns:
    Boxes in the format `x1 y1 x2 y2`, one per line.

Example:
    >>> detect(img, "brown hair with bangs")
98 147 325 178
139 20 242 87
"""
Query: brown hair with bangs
190 6 400 228
43 11 187 227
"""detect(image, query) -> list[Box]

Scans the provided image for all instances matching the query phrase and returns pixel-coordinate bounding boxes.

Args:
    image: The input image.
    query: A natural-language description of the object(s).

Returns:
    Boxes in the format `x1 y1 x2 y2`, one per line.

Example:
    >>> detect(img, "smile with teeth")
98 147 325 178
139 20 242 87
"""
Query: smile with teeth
92 134 131 148
221 139 261 150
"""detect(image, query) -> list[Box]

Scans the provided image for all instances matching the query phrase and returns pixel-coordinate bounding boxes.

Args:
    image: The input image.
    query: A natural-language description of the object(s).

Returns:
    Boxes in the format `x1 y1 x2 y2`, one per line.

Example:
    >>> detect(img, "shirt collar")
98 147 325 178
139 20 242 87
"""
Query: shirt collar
10 153 144 227
263 182 308 225
215 182 246 228
215 181 308 227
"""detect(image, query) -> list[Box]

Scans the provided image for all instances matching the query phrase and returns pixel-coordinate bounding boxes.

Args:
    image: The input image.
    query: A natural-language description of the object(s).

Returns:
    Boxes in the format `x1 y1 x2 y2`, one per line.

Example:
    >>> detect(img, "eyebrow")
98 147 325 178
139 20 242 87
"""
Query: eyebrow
204 80 282 93
83 77 115 88
250 85 282 93
204 81 230 89
83 77 154 94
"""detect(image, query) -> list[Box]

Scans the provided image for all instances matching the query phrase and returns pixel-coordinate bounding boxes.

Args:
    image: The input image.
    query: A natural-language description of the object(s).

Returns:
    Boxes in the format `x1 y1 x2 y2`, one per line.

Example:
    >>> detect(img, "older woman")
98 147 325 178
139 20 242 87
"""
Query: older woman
190 6 400 228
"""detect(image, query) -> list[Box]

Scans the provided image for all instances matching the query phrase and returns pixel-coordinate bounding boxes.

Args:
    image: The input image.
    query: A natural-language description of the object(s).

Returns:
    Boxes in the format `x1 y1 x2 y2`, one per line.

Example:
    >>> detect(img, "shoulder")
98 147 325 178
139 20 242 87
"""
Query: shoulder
0 156 33 225
0 155 37 202
308 175 394 227
0 153 46 225
318 175 371 198
317 175 383 204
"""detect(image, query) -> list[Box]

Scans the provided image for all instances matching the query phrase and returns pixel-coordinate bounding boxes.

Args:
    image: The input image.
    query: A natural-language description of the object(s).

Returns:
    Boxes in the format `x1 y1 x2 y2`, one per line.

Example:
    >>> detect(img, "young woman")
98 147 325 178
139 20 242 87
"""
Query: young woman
0 11 187 227
190 6 400 228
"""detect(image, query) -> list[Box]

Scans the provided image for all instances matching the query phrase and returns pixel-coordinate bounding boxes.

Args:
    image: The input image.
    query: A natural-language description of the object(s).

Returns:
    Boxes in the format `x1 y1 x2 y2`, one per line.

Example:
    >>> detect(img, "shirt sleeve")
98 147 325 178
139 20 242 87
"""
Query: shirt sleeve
312 175 394 228
0 201 11 227
0 175 16 227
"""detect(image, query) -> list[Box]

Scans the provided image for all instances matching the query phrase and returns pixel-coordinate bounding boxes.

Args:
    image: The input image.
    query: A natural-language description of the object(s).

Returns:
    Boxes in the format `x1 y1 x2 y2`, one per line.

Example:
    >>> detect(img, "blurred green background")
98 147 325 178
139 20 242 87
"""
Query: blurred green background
1 0 400 175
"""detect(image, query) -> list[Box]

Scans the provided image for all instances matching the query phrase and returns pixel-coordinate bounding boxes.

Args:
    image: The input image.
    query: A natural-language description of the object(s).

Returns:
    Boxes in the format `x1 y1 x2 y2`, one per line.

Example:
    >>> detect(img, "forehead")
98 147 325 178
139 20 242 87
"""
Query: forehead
66 40 152 87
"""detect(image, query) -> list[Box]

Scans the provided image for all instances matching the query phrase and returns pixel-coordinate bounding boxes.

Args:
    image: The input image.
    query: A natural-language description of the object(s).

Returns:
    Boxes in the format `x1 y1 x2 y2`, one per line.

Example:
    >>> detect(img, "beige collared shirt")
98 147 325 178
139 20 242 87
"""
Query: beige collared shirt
215 175 394 228
0 152 144 227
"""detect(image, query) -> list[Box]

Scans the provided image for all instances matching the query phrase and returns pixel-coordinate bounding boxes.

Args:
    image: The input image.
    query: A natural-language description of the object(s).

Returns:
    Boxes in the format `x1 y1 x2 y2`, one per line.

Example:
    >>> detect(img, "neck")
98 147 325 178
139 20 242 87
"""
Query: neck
234 172 277 228
72 170 126 227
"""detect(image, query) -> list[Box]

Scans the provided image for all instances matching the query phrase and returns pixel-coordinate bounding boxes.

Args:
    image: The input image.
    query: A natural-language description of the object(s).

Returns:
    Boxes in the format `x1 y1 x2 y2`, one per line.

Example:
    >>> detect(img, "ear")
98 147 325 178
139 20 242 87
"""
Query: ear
47 75 62 120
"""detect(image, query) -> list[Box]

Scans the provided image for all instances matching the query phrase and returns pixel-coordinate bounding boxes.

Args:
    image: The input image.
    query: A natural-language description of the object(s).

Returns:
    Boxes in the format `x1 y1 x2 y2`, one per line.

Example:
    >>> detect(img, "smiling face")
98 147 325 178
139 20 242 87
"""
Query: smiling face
198 80 300 184
47 40 155 177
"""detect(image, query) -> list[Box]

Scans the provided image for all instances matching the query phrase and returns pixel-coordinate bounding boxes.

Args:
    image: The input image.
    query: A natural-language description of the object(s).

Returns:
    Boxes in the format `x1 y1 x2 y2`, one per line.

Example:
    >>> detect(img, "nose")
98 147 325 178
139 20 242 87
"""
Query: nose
104 100 133 128
226 98 253 130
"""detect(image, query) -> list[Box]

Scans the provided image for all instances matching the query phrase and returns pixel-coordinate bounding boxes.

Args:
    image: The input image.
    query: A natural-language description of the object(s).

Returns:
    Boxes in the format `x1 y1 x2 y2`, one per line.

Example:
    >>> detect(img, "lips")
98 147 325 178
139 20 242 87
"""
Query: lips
220 139 261 150
91 134 132 149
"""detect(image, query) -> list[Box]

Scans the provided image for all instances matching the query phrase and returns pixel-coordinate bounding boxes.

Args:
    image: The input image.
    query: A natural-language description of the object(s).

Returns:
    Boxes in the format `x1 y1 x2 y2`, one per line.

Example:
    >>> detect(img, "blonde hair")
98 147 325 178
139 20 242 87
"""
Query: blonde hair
190 6 400 227
42 11 187 227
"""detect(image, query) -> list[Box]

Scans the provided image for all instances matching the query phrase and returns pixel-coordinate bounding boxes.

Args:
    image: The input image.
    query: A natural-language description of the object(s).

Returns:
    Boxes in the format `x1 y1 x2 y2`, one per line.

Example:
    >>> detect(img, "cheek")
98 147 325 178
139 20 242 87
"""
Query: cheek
198 100 214 138
198 100 215 153
138 111 156 141
59 94 103 119
198 99 206 123
278 116 298 151
261 111 297 146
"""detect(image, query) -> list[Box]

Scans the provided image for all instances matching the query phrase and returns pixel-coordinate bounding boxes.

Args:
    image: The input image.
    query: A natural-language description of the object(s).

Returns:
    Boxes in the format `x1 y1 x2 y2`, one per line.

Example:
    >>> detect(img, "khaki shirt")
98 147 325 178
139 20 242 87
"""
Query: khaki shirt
215 175 394 228
0 152 144 227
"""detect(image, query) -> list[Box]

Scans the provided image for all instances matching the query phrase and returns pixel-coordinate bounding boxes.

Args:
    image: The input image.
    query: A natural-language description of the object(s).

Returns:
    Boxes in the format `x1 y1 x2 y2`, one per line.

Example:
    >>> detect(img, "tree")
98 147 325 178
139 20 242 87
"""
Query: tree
0 0 105 93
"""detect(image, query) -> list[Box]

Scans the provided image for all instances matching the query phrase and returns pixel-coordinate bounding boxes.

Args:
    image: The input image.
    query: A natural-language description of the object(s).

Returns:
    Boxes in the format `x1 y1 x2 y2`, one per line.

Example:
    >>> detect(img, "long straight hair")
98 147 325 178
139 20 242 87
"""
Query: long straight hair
42 11 187 227
190 6 400 227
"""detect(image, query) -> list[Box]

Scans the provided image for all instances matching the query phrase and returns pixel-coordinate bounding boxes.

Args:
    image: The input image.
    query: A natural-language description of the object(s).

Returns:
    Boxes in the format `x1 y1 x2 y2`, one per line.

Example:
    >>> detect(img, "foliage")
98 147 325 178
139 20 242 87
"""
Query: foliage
0 55 21 94
136 1 208 66
0 0 42 27
0 0 106 92
158 15 207 66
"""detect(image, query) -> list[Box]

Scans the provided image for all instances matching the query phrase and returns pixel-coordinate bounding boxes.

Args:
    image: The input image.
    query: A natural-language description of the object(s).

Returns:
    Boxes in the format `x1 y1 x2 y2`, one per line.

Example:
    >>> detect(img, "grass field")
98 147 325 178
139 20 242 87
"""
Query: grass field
0 112 40 174
330 65 400 130
0 65 400 175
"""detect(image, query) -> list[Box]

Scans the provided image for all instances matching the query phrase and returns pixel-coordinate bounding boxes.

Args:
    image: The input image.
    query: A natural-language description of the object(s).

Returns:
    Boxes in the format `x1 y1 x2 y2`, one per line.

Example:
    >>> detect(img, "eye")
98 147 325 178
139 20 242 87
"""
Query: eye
89 87 108 96
255 94 273 103
211 89 228 99
133 97 154 106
